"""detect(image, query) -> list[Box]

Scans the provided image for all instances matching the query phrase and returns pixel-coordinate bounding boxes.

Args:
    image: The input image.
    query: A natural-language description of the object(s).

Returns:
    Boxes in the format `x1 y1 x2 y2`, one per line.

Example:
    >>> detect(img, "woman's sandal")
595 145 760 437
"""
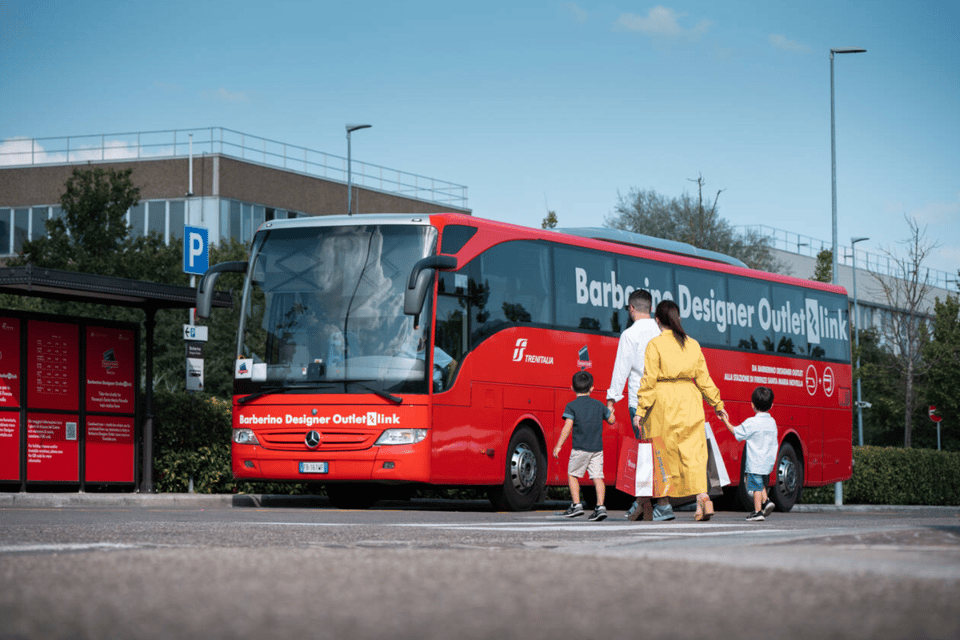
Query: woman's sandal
694 497 714 522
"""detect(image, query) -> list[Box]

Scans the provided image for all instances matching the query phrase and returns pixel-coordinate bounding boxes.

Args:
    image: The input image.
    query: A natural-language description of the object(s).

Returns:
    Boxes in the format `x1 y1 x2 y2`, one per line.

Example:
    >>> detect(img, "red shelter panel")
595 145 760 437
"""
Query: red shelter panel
27 412 79 482
85 326 135 413
0 412 19 481
0 317 21 407
85 416 135 482
28 320 79 411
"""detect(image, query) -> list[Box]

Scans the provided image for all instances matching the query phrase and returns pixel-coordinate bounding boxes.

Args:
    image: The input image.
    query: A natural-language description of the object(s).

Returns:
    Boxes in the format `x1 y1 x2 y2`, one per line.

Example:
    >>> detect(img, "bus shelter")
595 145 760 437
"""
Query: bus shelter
0 265 232 493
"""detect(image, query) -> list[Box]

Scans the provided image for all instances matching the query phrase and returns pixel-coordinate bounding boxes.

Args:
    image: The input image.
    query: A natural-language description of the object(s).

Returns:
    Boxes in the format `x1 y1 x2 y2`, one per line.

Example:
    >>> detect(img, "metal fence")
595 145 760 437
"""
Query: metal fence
0 127 469 209
740 224 956 291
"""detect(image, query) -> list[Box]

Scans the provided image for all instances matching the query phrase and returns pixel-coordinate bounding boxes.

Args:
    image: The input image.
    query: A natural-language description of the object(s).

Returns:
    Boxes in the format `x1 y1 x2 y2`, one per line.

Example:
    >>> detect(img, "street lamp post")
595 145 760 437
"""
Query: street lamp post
829 47 865 505
346 124 372 215
830 47 866 285
851 236 869 446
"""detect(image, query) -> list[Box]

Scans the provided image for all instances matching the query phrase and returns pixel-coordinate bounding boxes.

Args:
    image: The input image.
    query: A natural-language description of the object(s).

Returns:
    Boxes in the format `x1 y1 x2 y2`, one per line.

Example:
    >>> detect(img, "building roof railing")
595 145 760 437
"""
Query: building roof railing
739 224 957 291
0 127 469 209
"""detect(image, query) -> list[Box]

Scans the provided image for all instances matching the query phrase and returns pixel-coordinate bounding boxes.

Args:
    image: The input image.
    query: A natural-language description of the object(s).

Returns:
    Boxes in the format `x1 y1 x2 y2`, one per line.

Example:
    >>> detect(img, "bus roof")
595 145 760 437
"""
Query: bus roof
552 227 748 269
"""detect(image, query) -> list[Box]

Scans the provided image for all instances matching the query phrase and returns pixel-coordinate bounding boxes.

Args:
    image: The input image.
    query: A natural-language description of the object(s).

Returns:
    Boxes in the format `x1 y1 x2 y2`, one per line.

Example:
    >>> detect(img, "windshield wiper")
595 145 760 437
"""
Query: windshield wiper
349 381 403 405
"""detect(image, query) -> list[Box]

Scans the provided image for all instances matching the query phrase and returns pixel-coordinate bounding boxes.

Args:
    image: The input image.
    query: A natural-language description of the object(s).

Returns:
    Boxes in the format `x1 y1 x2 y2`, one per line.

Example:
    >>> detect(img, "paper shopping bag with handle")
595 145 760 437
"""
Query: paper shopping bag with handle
616 436 669 497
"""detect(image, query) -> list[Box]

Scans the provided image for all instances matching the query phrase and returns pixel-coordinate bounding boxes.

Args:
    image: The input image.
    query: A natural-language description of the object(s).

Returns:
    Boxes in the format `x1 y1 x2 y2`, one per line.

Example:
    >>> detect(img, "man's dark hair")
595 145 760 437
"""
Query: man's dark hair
752 386 774 412
628 289 652 314
572 370 594 394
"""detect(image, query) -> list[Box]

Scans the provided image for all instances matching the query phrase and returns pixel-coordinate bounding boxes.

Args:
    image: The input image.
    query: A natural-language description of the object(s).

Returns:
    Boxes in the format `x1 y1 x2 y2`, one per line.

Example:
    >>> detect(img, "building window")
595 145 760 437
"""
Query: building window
31 206 49 240
13 208 28 253
168 201 185 242
129 203 146 238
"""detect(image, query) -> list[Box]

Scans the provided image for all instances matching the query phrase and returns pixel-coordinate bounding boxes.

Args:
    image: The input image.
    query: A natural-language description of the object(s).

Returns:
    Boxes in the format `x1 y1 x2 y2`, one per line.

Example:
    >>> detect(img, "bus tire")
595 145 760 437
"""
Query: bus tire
325 483 381 510
770 442 803 512
488 427 545 512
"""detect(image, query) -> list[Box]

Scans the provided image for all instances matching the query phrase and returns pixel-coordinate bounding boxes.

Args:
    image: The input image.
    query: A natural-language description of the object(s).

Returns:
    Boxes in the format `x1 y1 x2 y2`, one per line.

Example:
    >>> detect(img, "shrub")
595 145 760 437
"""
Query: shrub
152 389 319 495
800 446 960 505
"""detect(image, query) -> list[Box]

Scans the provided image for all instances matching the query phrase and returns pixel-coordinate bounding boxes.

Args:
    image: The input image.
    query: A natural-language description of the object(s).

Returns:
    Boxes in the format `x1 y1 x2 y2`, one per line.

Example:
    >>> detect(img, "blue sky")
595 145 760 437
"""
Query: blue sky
2 1 957 279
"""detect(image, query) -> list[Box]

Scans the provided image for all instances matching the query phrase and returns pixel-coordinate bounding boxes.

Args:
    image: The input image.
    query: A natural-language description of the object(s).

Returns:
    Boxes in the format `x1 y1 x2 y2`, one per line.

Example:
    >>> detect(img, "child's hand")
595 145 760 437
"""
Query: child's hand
552 446 561 459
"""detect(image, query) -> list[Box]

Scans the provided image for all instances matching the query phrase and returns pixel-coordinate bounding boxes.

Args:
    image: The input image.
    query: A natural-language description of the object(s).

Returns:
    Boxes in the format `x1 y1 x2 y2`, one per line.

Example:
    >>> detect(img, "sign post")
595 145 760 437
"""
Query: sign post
929 406 943 451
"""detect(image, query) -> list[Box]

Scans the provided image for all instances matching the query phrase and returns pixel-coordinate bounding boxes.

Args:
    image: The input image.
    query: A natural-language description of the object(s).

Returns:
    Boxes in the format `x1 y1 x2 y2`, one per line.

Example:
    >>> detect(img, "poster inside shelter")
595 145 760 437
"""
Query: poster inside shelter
28 320 79 410
0 412 19 481
85 326 135 413
85 416 134 482
0 317 21 407
27 412 79 482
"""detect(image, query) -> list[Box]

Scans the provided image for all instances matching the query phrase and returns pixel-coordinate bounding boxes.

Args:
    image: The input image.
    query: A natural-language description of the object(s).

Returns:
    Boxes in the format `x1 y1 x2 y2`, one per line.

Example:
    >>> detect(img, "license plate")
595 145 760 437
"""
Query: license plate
299 462 329 474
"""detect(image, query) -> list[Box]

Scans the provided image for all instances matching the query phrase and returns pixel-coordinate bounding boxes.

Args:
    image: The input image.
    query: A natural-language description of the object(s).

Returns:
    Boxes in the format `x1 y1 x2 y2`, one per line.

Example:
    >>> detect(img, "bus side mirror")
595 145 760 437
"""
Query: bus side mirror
404 255 458 318
196 261 248 318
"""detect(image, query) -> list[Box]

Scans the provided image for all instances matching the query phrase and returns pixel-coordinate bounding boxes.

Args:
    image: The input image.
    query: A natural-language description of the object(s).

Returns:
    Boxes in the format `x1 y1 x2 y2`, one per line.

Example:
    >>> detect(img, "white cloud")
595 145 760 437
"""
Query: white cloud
769 34 810 53
201 87 247 103
0 137 174 166
562 2 588 23
616 6 709 37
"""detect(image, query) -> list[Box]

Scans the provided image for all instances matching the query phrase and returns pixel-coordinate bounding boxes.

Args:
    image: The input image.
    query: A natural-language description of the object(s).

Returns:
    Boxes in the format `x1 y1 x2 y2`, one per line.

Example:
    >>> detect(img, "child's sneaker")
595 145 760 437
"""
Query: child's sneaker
761 500 776 517
559 502 584 517
588 505 608 521
745 511 765 521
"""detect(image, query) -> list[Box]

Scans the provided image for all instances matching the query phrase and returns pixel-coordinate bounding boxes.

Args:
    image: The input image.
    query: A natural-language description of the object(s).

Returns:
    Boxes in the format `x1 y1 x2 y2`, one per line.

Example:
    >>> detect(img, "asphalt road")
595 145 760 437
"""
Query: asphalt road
1 495 958 640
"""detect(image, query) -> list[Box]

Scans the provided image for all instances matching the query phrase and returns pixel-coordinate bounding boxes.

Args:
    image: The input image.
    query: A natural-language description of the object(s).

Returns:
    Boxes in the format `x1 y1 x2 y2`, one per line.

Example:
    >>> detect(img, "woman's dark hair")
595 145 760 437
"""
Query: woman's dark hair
655 299 687 348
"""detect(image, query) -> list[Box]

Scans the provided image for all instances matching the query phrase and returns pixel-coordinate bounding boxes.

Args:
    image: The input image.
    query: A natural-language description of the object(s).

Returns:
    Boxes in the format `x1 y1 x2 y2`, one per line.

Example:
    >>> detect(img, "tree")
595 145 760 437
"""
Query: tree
541 209 558 229
605 175 784 272
812 249 832 283
871 215 940 448
18 167 142 276
920 295 960 451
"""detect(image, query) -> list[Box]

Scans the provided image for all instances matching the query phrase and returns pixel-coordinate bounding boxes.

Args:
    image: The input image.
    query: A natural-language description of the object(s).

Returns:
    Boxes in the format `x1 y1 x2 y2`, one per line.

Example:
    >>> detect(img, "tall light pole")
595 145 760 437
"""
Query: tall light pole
346 124 371 215
830 47 866 284
851 236 869 446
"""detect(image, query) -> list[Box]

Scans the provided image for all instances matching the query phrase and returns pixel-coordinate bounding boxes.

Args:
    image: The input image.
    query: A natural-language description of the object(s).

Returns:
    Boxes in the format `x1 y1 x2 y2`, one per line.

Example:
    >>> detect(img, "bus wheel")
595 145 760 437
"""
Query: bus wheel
325 483 380 510
770 442 803 512
488 427 544 511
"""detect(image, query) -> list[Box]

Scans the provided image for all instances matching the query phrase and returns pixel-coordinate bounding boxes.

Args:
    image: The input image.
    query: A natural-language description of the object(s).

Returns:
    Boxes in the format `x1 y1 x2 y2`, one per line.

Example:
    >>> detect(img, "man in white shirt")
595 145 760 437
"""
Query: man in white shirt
605 289 660 520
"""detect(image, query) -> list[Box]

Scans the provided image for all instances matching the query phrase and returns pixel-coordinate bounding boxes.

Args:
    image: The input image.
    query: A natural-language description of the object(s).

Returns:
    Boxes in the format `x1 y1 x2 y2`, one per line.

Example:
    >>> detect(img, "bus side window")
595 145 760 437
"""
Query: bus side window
435 295 466 387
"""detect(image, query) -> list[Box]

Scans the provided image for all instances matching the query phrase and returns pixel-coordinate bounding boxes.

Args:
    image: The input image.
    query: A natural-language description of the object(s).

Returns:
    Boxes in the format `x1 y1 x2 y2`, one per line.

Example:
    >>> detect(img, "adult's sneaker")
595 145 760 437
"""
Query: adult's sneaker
745 511 765 521
588 505 608 521
761 500 776 517
652 503 675 521
559 502 584 517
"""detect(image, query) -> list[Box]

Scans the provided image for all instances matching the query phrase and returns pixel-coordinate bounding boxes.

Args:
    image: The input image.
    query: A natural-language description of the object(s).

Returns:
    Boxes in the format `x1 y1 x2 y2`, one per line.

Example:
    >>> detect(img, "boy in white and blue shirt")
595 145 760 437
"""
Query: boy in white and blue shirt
721 386 778 521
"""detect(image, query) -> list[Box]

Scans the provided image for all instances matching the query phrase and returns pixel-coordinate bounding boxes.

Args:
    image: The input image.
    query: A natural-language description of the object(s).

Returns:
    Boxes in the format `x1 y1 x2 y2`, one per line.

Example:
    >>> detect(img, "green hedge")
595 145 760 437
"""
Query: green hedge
152 389 320 495
800 446 960 506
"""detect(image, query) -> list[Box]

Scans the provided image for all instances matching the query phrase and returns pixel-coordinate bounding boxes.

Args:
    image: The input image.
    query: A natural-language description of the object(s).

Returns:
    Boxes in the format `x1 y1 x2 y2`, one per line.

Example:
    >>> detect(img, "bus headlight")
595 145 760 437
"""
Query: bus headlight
375 428 427 446
233 429 260 445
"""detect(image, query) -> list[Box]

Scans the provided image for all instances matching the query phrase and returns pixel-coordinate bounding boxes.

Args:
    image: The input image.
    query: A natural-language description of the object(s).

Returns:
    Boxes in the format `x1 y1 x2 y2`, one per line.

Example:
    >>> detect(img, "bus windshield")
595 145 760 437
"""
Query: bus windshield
238 223 438 394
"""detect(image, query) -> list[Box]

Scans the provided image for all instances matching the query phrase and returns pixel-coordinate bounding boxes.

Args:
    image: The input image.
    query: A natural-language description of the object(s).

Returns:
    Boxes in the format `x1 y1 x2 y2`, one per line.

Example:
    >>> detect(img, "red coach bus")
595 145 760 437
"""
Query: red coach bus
196 213 852 511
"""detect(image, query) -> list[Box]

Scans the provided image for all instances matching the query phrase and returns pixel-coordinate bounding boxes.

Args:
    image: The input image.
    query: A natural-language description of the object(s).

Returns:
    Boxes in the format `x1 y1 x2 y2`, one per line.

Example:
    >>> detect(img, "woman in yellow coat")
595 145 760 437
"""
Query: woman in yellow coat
633 299 728 522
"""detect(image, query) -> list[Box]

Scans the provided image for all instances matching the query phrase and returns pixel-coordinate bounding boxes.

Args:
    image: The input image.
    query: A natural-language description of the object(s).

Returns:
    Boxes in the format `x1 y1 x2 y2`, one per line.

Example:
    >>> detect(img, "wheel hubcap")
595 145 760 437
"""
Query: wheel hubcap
777 455 797 495
510 442 537 493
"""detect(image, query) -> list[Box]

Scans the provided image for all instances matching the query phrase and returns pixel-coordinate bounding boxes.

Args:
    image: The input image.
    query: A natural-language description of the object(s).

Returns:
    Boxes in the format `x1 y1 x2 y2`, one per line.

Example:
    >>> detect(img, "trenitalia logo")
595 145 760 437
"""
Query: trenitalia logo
512 339 527 361
512 338 554 365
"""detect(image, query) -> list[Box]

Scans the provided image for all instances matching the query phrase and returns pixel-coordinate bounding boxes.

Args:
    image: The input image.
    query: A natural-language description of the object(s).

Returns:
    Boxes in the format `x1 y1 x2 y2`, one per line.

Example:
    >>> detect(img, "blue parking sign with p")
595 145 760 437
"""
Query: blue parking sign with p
183 226 209 275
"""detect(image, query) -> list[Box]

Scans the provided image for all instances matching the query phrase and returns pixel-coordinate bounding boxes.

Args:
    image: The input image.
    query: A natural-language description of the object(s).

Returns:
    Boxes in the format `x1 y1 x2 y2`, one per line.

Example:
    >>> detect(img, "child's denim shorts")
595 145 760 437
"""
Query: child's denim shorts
745 472 767 493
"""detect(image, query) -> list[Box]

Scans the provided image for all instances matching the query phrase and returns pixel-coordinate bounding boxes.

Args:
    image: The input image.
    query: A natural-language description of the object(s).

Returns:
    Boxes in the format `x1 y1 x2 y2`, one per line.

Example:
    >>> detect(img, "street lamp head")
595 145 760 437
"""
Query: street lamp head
831 47 867 56
851 236 870 245
346 124 372 134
